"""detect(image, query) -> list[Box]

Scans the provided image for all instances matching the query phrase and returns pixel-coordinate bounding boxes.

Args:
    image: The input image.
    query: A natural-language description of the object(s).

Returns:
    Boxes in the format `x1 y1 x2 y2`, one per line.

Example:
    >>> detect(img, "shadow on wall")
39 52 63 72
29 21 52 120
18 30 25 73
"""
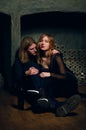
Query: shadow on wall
0 13 11 90
21 11 86 49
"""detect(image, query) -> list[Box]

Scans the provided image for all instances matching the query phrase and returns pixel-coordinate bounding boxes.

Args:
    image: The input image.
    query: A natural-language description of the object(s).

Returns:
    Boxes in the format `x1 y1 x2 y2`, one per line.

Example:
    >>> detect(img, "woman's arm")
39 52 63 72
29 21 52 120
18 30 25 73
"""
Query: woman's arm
52 49 60 55
39 53 66 79
39 72 51 78
25 67 39 76
50 54 66 79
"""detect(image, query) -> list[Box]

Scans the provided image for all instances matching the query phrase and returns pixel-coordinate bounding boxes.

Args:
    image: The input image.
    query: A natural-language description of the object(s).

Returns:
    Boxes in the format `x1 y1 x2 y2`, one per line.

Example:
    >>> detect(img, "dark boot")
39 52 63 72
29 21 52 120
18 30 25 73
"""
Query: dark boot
56 94 81 117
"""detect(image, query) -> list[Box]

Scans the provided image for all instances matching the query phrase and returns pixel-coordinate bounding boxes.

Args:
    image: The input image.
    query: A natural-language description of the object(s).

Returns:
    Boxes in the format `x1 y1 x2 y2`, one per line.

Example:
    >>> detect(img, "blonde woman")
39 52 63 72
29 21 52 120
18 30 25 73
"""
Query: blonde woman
37 33 80 116
37 33 78 98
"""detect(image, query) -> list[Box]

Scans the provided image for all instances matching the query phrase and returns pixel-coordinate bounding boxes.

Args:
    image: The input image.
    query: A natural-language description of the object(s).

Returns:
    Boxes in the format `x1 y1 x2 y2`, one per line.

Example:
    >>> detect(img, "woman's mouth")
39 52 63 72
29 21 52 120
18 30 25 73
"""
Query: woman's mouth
41 45 45 48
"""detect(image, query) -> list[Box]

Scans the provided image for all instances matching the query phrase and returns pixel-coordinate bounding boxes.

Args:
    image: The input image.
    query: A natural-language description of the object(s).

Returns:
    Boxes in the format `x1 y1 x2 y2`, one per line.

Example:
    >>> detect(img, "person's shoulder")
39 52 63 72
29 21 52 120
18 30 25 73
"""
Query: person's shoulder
53 50 61 56
52 50 64 60
52 49 60 55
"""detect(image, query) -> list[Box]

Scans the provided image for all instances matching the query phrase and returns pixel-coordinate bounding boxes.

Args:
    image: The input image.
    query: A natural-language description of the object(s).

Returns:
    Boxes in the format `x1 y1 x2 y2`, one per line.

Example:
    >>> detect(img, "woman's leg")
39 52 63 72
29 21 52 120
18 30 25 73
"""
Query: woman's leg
53 72 78 98
24 62 41 91
36 94 81 117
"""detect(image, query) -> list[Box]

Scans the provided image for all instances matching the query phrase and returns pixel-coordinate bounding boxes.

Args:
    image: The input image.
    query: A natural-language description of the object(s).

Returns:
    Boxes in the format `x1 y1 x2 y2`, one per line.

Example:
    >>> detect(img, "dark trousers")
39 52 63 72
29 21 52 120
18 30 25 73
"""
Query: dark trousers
53 72 78 98
17 73 56 110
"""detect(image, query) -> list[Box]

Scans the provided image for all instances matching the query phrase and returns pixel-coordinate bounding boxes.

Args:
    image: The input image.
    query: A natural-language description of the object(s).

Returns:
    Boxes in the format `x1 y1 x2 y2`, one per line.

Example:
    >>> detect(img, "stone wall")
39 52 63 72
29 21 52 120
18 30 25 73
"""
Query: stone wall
0 0 86 64
0 0 86 87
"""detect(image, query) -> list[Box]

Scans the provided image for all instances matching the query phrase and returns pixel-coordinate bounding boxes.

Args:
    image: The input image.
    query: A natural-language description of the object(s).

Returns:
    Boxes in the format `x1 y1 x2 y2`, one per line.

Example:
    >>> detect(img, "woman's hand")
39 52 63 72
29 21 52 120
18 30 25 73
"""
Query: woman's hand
39 72 51 78
52 49 60 55
25 67 39 75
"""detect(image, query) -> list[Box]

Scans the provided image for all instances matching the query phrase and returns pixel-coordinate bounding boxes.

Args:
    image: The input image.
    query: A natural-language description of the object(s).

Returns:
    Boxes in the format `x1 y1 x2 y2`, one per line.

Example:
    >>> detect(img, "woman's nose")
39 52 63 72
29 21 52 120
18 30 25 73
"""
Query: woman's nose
41 41 44 44
34 48 37 51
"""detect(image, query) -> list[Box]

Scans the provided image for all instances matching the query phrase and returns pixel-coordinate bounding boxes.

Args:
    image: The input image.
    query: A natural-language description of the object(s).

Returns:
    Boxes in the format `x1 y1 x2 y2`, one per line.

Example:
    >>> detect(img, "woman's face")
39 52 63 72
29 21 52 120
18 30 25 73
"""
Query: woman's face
38 36 50 51
27 43 37 56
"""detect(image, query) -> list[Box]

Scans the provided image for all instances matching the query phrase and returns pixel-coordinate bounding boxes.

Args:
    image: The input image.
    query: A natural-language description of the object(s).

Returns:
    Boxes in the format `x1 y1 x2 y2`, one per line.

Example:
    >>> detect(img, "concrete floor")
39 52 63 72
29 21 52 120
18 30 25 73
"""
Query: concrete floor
0 86 86 130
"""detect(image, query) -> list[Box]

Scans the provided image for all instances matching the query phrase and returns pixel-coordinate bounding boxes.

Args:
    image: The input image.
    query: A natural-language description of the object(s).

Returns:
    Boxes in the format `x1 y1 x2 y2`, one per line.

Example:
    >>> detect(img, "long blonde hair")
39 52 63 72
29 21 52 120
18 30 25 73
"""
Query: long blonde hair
37 34 56 66
19 36 36 63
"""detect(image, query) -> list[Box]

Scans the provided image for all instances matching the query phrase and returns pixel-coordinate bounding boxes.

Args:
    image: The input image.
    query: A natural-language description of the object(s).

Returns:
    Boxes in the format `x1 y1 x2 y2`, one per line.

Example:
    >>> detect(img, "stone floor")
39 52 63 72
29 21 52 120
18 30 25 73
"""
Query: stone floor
0 86 86 130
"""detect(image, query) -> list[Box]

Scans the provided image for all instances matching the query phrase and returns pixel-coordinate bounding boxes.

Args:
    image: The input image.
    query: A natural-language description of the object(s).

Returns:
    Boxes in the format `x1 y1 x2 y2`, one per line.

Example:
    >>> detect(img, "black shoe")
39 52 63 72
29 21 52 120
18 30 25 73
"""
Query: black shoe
37 98 49 108
26 89 41 100
27 89 39 94
56 94 81 117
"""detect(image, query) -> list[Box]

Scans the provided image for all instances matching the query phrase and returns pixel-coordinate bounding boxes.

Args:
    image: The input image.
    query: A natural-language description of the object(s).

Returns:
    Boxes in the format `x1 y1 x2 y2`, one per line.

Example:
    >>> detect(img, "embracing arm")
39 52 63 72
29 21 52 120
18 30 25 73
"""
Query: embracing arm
25 67 39 76
50 54 66 79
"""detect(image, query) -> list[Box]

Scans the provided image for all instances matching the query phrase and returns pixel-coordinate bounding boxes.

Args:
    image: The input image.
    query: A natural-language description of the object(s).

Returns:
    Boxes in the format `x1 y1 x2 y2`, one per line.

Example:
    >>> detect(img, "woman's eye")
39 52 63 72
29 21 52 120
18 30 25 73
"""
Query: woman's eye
45 40 47 42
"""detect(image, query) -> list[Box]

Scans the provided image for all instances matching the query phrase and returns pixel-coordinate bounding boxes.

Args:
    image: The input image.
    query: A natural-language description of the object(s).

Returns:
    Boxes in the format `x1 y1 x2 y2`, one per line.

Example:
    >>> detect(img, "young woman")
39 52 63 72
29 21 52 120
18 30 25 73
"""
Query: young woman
37 33 78 98
34 33 81 117
13 36 42 110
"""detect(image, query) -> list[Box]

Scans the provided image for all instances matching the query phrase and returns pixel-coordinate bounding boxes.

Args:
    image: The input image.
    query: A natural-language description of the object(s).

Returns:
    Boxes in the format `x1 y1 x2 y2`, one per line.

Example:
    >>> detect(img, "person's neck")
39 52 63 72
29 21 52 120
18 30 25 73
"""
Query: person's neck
41 50 48 58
